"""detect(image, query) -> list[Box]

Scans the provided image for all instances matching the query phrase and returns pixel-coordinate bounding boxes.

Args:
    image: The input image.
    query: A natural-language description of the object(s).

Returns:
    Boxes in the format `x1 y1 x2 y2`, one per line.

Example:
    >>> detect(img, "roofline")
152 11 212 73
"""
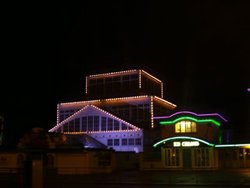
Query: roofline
141 70 162 83
153 96 177 109
49 104 141 132
87 69 163 83
154 111 227 122
58 95 176 108
88 69 138 78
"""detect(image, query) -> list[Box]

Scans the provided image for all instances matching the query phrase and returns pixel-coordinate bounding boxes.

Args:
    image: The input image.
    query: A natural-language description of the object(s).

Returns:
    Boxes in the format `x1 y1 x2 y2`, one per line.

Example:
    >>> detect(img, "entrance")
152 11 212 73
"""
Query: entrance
182 149 191 168
193 148 211 168
163 148 180 168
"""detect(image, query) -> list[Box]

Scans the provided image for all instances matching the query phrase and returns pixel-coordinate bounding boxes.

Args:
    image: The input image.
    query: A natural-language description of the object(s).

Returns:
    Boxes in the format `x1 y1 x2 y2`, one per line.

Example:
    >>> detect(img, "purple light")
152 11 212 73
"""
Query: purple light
153 111 227 122
248 88 250 92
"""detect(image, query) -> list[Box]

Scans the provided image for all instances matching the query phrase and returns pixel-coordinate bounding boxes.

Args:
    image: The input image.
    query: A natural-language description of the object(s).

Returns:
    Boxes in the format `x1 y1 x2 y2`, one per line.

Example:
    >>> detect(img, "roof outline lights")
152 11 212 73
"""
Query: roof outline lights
154 111 227 122
141 70 162 83
153 96 177 108
90 105 141 130
60 95 150 107
160 116 221 127
85 76 88 94
49 105 90 132
153 136 215 147
215 143 250 148
150 96 154 128
62 129 142 134
49 105 141 132
88 69 138 78
139 70 142 89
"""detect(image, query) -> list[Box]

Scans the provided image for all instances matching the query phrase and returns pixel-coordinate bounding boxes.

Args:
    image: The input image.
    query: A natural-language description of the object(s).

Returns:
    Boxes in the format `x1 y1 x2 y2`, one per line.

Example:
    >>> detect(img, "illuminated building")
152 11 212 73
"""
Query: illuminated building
152 111 250 169
49 69 176 152
49 69 250 169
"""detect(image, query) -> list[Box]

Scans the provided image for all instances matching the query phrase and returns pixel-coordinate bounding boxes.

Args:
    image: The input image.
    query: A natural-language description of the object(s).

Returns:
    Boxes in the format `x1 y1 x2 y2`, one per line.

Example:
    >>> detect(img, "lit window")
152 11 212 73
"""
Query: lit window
175 121 196 133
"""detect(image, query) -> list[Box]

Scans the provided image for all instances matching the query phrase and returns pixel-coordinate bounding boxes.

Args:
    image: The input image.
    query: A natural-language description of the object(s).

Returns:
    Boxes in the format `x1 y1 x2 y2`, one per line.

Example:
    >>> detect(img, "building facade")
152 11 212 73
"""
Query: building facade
151 111 250 169
49 69 250 169
49 69 176 153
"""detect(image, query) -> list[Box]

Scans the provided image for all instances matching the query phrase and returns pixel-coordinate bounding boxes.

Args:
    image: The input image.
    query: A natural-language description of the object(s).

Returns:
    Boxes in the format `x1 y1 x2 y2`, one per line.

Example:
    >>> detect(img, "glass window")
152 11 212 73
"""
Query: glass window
122 139 127 146
94 116 99 131
101 117 107 131
121 123 127 130
114 139 119 146
75 118 80 132
135 138 142 145
82 117 87 131
175 121 196 133
89 79 96 85
246 149 250 160
68 121 74 132
128 138 134 145
108 118 113 130
113 76 120 82
88 116 93 131
114 120 120 130
107 139 113 146
191 122 197 132
122 75 129 81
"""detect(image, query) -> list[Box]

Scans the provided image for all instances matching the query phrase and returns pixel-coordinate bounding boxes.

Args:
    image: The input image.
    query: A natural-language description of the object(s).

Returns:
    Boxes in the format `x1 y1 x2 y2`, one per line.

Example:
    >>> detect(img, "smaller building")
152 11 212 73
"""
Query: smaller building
140 111 250 170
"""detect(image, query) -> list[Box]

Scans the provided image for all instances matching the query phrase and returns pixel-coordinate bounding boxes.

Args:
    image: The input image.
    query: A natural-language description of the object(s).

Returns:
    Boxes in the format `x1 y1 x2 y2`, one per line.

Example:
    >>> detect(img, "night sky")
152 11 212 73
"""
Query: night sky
1 1 250 147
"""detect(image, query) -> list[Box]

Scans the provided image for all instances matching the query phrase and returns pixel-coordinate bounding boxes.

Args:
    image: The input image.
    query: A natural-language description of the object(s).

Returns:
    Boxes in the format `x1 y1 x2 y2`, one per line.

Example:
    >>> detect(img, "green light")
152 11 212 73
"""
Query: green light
215 144 250 148
153 136 215 147
159 116 221 127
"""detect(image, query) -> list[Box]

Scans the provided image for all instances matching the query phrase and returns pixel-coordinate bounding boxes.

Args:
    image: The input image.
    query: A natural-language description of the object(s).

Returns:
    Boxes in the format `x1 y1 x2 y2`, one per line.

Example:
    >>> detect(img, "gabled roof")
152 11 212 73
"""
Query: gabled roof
49 105 141 132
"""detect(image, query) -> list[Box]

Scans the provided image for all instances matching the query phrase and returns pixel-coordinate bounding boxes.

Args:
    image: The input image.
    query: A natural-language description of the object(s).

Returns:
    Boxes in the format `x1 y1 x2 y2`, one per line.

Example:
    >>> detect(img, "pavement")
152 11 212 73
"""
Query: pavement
44 168 250 187
1 168 250 187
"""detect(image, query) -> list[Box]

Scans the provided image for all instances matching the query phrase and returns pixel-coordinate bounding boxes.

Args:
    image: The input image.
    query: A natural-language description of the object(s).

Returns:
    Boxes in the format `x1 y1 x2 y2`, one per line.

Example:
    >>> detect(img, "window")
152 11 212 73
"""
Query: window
121 123 127 130
114 120 120 130
94 116 99 131
82 117 87 131
101 117 107 131
68 121 74 132
75 118 80 131
135 138 142 145
128 138 134 145
88 116 93 131
107 139 113 146
114 139 120 146
107 118 113 130
175 121 196 133
122 139 127 145
246 149 250 160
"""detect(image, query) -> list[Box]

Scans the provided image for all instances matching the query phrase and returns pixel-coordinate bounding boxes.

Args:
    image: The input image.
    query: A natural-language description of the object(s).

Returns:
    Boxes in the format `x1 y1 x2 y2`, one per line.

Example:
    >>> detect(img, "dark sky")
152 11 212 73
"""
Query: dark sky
2 1 250 147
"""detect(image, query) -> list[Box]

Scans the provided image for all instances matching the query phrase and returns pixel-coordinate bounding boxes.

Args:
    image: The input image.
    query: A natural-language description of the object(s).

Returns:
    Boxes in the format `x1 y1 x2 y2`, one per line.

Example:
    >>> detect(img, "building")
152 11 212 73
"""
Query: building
147 111 250 169
49 69 176 153
49 69 250 170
